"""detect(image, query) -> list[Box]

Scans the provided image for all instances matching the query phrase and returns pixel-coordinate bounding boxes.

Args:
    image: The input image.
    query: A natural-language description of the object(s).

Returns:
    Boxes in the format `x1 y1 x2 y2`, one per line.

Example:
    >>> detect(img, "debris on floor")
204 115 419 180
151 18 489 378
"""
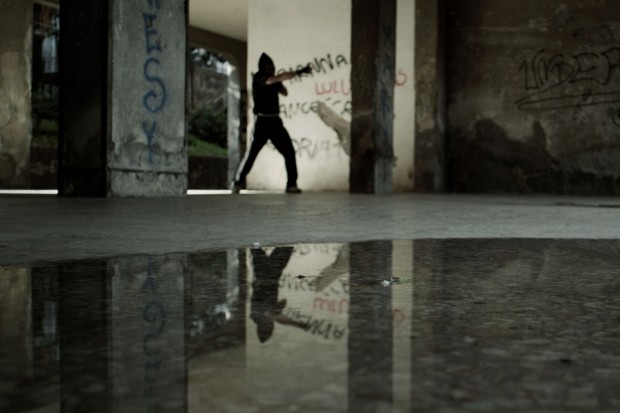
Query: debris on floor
381 277 402 287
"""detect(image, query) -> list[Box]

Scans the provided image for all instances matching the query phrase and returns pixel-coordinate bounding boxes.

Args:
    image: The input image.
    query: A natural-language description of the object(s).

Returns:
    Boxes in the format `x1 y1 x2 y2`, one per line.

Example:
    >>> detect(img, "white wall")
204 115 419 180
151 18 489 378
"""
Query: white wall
394 0 415 191
246 0 414 191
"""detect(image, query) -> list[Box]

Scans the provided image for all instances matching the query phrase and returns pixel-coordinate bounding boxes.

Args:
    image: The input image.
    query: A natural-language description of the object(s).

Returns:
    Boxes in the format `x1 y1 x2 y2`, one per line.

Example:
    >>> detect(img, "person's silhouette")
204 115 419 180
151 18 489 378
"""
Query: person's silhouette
250 246 307 342
231 53 312 194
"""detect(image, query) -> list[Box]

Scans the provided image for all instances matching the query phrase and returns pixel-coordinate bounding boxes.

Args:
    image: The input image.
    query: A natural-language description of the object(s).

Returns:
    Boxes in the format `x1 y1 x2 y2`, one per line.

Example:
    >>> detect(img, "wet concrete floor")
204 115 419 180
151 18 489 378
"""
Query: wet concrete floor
1 239 619 412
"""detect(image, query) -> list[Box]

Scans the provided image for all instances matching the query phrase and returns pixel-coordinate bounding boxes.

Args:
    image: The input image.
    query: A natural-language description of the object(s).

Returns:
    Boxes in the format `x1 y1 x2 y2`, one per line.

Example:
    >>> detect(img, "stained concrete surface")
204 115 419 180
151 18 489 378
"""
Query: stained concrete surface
1 238 619 412
1 192 620 266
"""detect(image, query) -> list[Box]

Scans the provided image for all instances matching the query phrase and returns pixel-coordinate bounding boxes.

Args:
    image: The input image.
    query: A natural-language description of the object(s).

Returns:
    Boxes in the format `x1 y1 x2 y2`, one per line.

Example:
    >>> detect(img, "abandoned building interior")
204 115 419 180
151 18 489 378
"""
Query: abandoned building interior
1 1 619 412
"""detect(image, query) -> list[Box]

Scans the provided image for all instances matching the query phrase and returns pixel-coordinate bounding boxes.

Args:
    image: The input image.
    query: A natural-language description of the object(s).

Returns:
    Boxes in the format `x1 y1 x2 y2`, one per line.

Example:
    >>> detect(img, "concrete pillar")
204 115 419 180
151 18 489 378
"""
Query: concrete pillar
59 0 188 197
350 0 397 194
0 0 32 188
414 0 447 192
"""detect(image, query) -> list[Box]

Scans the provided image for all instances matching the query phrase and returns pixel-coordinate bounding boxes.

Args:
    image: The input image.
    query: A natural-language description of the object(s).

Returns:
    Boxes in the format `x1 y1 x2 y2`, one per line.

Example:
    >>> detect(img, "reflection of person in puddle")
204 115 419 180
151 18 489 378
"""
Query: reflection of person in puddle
251 246 308 342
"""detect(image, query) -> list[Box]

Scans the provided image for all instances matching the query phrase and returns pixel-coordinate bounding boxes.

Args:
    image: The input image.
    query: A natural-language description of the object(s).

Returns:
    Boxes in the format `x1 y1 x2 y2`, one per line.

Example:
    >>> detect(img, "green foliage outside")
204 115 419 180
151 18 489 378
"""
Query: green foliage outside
31 88 59 148
188 133 227 157
188 108 228 157
32 119 58 147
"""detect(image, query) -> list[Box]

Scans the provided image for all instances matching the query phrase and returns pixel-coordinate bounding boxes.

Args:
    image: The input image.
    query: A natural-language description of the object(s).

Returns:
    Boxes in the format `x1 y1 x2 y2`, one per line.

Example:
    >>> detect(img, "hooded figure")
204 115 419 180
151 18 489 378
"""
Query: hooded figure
252 53 281 115
258 52 275 75
231 52 312 194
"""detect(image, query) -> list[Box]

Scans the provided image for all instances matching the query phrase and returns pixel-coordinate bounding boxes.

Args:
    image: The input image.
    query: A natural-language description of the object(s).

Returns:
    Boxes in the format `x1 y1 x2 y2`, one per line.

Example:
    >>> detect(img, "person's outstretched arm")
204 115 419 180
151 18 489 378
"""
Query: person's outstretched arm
265 65 312 85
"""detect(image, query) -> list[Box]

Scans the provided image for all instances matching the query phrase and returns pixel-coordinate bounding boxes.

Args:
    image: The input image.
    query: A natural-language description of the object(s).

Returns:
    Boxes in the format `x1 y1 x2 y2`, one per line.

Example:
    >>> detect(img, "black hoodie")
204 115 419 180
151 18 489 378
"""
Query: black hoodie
252 53 283 115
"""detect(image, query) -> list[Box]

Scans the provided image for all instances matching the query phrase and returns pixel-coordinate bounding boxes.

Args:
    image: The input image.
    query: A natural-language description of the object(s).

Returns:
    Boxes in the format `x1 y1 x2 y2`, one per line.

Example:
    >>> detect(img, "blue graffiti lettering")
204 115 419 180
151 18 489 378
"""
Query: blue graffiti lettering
143 58 166 113
142 13 162 54
142 121 157 163
147 0 161 10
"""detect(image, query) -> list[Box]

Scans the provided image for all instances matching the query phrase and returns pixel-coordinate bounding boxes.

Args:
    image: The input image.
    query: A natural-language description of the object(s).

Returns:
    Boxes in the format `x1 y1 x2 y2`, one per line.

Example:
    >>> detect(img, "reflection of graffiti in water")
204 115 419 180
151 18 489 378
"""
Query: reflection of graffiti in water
515 47 620 121
141 259 167 399
314 297 349 314
282 307 347 341
277 244 406 340
280 245 350 293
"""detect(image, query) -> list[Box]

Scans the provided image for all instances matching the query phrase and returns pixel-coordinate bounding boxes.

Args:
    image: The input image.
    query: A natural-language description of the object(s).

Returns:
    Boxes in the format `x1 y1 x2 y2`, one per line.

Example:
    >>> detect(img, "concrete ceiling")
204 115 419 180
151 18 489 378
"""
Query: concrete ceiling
189 0 248 42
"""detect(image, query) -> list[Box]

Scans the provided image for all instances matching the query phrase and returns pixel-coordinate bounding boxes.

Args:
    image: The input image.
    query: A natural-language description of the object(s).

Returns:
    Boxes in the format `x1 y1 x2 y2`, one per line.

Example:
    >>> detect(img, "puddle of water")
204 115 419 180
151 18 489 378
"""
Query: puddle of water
1 239 619 412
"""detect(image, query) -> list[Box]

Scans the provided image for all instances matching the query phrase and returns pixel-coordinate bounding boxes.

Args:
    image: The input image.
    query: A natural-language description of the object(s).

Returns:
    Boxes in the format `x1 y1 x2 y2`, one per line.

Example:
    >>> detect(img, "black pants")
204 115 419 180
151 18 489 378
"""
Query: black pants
234 116 298 188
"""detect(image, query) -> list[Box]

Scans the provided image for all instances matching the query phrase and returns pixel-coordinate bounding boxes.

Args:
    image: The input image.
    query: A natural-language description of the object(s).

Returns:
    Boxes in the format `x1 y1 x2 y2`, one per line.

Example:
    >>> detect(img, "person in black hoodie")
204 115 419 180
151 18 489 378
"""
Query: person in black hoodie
232 53 312 194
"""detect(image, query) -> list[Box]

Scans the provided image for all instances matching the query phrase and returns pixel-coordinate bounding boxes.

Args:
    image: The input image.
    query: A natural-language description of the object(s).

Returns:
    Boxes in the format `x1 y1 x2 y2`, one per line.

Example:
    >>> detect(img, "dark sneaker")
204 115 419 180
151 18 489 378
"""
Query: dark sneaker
285 186 302 194
230 181 242 194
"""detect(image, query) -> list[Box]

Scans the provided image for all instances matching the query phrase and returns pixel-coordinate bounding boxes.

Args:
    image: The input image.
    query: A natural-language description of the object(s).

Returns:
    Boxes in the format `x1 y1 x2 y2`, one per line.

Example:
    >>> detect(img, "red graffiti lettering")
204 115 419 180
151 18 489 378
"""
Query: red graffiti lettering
393 309 405 326
395 68 408 86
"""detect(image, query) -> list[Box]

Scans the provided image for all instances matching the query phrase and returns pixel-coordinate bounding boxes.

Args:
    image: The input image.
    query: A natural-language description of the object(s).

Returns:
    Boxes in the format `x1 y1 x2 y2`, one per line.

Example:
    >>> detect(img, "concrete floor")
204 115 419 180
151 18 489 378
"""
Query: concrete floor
2 192 620 412
1 192 620 266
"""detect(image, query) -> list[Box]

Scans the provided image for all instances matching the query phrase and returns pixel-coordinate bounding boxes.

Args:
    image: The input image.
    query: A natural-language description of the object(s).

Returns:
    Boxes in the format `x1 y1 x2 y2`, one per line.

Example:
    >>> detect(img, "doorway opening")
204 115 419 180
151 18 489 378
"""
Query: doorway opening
30 1 60 189
187 47 241 190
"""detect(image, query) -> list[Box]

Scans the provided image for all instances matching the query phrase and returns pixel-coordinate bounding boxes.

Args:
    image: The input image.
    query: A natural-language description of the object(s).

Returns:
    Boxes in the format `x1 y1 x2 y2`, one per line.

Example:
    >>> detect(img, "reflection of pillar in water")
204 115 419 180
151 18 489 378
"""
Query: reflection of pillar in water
0 267 33 389
58 260 110 413
348 241 393 412
410 239 447 407
110 256 187 413
58 256 188 413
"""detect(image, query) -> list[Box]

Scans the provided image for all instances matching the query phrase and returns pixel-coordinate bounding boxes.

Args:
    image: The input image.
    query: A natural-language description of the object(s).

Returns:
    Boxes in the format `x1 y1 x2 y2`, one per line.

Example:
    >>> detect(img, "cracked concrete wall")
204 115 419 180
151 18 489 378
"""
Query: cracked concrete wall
447 0 620 195
0 0 32 188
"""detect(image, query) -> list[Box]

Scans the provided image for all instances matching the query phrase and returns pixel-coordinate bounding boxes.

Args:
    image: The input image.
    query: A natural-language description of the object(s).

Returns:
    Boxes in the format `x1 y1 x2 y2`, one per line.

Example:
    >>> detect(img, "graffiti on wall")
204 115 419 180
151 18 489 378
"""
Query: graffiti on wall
289 137 347 160
278 52 408 120
516 46 620 110
313 68 408 97
277 53 350 83
141 1 168 163
515 40 620 125
273 51 407 159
